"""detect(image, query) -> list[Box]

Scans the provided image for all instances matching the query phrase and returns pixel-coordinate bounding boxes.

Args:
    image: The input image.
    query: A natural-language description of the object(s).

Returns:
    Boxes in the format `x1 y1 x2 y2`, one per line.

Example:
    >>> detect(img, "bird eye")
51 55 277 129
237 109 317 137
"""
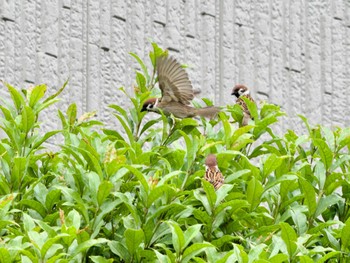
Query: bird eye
147 104 153 109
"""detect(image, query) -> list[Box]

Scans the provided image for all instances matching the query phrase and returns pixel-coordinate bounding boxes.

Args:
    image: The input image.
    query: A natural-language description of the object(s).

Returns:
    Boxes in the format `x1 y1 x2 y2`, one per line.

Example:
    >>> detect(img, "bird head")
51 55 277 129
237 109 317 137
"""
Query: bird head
205 154 218 169
231 84 249 98
141 98 158 112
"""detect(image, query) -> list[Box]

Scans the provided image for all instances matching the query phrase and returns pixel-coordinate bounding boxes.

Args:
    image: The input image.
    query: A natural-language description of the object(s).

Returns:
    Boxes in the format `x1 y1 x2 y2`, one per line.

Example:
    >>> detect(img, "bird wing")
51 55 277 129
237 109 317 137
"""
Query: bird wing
157 55 194 105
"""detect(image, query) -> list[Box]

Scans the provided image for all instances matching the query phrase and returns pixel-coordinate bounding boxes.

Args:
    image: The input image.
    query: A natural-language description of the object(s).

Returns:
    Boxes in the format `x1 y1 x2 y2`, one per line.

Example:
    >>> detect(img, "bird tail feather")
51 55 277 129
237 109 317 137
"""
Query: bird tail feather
196 107 220 119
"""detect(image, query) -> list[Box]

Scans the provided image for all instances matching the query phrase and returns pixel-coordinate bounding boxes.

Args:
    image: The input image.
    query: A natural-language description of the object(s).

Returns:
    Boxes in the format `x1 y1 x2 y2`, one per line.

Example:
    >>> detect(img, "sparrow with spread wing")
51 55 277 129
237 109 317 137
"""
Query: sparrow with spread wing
141 55 220 119
204 154 224 190
231 84 255 126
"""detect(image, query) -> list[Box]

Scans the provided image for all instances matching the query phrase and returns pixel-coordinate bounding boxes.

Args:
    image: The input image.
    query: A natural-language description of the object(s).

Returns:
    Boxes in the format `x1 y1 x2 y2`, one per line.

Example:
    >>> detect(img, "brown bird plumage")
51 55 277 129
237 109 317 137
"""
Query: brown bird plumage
141 55 220 119
231 84 255 126
204 154 224 190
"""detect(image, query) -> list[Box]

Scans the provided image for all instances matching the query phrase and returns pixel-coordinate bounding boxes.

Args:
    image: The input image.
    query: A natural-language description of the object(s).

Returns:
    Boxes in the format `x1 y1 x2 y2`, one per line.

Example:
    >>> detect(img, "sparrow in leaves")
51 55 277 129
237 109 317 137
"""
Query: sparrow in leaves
231 84 255 126
204 154 224 190
141 55 220 119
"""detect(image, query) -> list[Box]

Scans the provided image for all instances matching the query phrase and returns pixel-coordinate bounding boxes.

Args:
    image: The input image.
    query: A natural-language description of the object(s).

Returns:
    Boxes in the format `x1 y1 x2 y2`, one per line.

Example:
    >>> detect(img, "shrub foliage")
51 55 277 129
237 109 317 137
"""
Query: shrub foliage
1 44 350 262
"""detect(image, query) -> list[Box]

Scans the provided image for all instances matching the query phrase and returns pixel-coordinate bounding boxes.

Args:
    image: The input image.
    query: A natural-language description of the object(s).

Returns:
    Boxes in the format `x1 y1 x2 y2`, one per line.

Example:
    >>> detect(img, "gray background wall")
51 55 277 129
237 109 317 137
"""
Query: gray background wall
0 0 349 134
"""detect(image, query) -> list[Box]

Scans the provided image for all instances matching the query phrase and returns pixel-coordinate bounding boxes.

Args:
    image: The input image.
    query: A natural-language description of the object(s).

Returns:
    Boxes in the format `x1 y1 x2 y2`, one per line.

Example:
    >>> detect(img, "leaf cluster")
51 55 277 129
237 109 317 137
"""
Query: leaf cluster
1 44 350 262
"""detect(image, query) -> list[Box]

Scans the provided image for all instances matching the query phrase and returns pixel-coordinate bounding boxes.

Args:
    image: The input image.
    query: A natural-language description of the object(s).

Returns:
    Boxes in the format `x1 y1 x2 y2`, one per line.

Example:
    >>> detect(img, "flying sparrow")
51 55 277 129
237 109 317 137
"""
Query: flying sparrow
204 154 224 190
231 84 255 126
141 55 220 119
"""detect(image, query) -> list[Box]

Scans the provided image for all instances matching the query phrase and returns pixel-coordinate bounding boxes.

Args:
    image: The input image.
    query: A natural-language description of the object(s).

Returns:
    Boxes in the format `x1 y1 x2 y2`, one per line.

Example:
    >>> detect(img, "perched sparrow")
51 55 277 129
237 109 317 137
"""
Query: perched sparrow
231 84 255 126
141 55 220 119
204 154 224 190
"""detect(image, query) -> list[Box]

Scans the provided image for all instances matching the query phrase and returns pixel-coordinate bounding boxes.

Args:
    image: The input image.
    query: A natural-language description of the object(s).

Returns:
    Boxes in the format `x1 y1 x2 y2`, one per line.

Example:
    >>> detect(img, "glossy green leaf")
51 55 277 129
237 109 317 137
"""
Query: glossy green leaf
89 256 114 263
6 83 25 111
71 238 109 257
167 221 185 255
12 157 26 190
298 177 316 217
280 222 297 258
247 177 263 211
97 181 113 207
0 248 11 263
125 228 145 255
341 217 350 251
109 241 130 261
313 138 333 171
262 154 283 178
130 52 150 83
182 243 214 263
183 224 202 249
29 84 47 108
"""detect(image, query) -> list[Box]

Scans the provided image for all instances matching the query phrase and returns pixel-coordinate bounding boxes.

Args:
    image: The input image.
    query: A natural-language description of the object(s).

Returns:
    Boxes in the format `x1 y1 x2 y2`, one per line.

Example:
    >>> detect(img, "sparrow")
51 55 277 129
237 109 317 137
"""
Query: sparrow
141 55 220 119
204 154 224 190
231 84 255 126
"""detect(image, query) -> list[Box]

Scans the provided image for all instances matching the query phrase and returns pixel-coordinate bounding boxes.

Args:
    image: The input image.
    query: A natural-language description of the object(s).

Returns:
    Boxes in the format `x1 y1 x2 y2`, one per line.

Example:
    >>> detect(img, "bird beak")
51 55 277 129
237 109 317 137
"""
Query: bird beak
231 91 238 97
141 108 147 112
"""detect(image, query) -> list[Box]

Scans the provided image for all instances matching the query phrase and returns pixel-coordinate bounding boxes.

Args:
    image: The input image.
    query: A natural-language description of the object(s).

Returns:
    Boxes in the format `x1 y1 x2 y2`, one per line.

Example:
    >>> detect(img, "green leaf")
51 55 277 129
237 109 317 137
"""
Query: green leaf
40 234 68 259
167 221 185 255
246 177 263 211
182 243 214 263
200 180 217 213
153 249 172 263
313 138 333 171
150 42 165 67
30 130 60 153
139 119 159 136
231 125 254 143
262 154 283 178
130 52 150 83
136 71 147 93
147 185 173 208
217 199 249 215
29 84 47 108
43 80 68 104
21 106 35 133
12 157 26 190
341 217 350 251
6 83 25 111
71 238 108 257
97 181 113 207
183 224 202 249
89 256 114 263
318 251 341 263
215 184 233 206
67 103 77 127
298 255 313 263
241 96 258 120
109 241 130 261
45 189 61 212
0 248 11 263
179 130 196 170
20 199 47 218
314 194 342 218
247 244 267 262
125 228 145 255
298 177 316 217
298 114 311 134
280 222 297 258
121 164 149 193
268 253 289 263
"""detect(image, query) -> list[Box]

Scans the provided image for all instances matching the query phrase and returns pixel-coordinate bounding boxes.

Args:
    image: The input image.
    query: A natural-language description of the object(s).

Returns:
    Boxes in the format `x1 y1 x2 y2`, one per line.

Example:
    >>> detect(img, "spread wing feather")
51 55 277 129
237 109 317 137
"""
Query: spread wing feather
157 55 194 105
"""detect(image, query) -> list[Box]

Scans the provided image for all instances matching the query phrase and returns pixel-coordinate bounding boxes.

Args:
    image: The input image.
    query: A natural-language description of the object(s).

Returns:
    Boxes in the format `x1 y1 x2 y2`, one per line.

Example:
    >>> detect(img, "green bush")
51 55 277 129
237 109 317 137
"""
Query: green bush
1 43 350 262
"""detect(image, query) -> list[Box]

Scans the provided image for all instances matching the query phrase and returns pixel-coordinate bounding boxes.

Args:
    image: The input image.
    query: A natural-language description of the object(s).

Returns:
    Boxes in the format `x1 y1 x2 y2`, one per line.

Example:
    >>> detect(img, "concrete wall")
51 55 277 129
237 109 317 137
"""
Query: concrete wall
0 0 349 133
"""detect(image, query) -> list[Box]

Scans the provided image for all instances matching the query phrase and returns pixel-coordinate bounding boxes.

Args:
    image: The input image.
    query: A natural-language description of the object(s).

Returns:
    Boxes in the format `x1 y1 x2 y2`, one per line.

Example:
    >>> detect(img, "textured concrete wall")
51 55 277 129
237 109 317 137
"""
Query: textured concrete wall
0 0 349 133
